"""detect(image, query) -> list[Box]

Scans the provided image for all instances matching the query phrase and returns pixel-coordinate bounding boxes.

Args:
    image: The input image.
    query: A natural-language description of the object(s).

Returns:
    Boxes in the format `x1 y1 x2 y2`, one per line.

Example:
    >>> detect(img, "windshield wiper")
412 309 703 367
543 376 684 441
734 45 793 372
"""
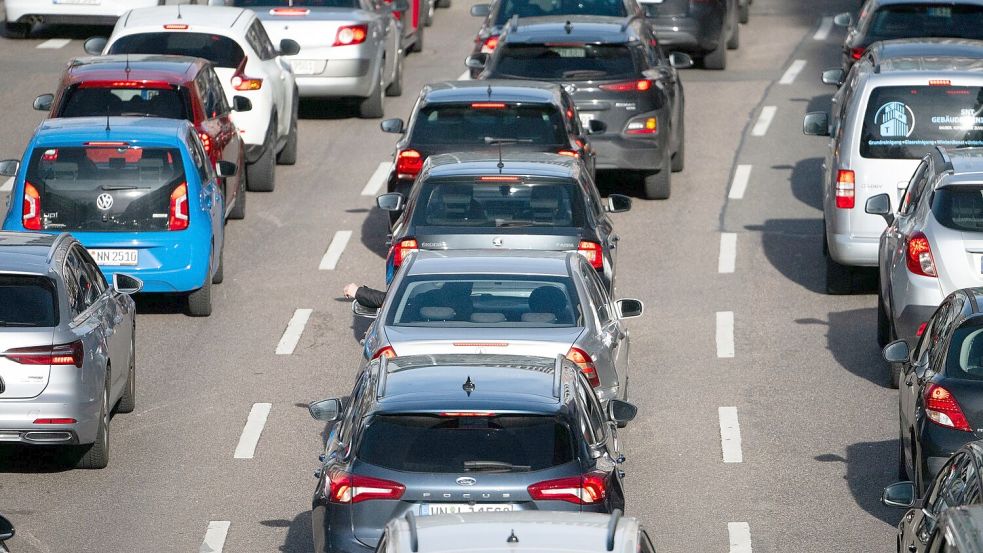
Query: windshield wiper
561 70 607 79
0 321 40 327
463 460 531 472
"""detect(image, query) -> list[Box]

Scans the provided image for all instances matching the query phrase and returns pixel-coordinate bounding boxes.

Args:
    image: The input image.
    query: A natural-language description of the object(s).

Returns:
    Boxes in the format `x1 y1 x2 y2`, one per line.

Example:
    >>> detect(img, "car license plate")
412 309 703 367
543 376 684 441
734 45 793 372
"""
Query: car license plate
579 113 595 128
88 249 138 266
289 60 323 75
420 503 515 516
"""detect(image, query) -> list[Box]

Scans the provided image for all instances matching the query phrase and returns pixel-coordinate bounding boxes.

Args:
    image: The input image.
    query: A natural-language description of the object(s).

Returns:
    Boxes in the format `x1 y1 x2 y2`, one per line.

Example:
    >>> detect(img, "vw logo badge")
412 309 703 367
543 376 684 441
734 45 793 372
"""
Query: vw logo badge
96 193 114 211
456 477 477 486
563 83 577 94
492 237 504 247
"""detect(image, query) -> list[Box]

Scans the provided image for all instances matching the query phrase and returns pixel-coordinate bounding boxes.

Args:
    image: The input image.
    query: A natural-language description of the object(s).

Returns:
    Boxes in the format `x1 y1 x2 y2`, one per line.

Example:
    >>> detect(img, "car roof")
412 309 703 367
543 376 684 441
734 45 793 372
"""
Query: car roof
63 55 204 85
33 116 192 146
938 148 983 184
405 250 575 277
872 39 983 62
422 80 562 105
499 15 637 44
0 232 67 274
118 5 252 32
425 152 581 179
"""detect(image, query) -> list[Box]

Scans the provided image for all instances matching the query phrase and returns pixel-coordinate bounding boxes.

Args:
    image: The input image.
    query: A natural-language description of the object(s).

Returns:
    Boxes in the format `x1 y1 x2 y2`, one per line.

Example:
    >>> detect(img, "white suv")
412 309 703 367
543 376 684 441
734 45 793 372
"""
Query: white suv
2 0 163 38
86 5 299 192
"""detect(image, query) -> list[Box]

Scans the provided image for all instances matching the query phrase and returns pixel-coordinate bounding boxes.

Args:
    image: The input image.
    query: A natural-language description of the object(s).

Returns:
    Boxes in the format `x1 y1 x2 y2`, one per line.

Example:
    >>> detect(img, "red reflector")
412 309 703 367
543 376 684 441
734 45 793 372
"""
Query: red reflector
395 149 423 179
452 342 509 347
578 240 603 270
163 24 189 30
231 57 263 91
327 470 405 503
916 322 927 337
528 473 607 504
33 418 77 425
372 346 396 360
835 169 855 209
476 175 521 182
471 102 507 109
925 384 972 431
566 347 600 387
5 341 84 368
390 238 418 270
929 80 951 86
270 7 310 15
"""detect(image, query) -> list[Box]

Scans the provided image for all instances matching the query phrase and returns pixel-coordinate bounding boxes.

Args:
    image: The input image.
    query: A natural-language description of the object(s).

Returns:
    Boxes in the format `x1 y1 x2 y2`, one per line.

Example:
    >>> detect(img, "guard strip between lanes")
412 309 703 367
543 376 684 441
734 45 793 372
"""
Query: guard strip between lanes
718 233 736 274
234 403 272 459
275 308 313 355
718 407 743 463
751 107 777 137
716 311 735 358
360 162 391 196
779 60 807 85
320 230 353 270
728 165 752 200
199 521 231 553
727 522 752 552
37 39 71 49
813 16 834 41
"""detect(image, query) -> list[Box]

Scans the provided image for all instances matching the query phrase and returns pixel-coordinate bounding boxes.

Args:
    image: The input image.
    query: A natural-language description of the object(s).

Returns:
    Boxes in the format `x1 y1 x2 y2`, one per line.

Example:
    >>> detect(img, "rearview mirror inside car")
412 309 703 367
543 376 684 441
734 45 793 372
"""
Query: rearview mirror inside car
865 193 894 225
308 398 343 422
215 161 237 178
802 112 830 136
616 298 644 319
881 481 915 509
821 68 845 87
113 273 143 295
33 93 54 112
0 160 19 177
83 36 108 56
833 12 853 27
606 194 631 213
465 54 488 70
232 96 252 112
471 3 491 16
608 399 637 426
380 118 405 134
352 300 379 319
587 119 607 135
882 339 910 364
377 193 404 212
669 52 693 69
279 38 301 57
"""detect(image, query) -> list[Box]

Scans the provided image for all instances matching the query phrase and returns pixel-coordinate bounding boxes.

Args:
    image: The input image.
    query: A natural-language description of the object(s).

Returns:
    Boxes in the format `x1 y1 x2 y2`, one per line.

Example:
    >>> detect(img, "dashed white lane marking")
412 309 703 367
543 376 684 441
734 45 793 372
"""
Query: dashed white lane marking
779 59 807 85
37 39 71 49
360 161 391 196
813 16 834 40
458 70 471 81
716 311 735 358
728 165 752 200
718 233 737 274
200 521 231 552
319 230 353 271
275 308 313 355
719 407 743 463
0 178 12 193
728 522 752 553
751 106 777 137
234 403 272 459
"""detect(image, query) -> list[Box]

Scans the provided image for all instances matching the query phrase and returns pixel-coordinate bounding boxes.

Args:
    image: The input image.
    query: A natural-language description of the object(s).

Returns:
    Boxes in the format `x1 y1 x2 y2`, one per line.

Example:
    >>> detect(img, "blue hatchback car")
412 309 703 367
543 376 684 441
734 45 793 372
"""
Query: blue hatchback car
0 117 228 316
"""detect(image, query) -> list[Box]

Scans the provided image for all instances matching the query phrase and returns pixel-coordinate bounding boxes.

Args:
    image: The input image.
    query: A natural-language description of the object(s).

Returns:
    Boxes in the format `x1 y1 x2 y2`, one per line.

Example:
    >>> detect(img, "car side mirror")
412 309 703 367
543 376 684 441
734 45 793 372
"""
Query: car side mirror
215 160 237 178
34 93 54 112
380 118 404 134
616 298 643 319
833 12 853 27
471 3 491 16
883 339 910 364
465 54 488 70
668 52 693 69
881 481 916 509
232 96 252 112
83 36 108 56
112 273 143 295
865 193 894 225
308 398 343 422
608 399 637 426
587 119 607 134
606 194 631 213
0 514 13 542
377 193 404 212
352 300 379 319
279 38 301 57
821 68 845 87
0 160 19 177
803 112 830 136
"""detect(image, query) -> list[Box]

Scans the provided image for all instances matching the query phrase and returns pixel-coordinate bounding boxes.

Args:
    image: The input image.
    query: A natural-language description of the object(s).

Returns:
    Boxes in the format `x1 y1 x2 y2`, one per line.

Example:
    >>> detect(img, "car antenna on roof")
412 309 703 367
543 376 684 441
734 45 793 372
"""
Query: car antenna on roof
484 137 533 173
486 84 493 99
507 530 519 544
125 53 131 76
564 20 572 34
462 376 475 396
176 3 183 19
105 105 111 133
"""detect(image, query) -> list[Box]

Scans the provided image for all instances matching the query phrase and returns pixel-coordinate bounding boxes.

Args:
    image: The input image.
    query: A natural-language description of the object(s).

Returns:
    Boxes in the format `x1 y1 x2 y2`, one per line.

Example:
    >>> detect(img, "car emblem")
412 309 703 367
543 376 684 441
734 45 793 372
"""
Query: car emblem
96 193 114 211
492 237 504 247
564 83 577 94
456 477 477 486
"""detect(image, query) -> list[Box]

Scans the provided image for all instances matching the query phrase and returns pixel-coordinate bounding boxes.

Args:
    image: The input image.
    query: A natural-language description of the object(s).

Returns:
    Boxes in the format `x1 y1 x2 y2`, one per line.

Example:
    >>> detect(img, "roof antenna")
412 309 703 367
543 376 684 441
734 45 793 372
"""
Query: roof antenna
177 3 183 19
486 84 492 99
125 53 131 76
564 20 572 34
462 376 476 396
496 141 504 173
507 530 519 544
105 105 111 133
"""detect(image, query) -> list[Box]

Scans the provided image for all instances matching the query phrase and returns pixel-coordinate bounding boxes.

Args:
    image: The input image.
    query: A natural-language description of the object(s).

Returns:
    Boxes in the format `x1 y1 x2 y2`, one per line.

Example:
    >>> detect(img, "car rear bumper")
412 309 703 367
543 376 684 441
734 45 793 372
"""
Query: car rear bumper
894 304 938 345
0 398 100 445
827 232 878 267
70 234 212 294
294 60 375 98
649 12 726 54
590 134 666 172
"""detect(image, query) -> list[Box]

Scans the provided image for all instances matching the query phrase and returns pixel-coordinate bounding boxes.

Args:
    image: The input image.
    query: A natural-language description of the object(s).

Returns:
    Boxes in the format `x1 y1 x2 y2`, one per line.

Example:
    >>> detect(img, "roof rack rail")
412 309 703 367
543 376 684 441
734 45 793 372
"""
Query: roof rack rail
936 145 955 173
46 233 73 263
405 511 419 553
606 509 622 551
553 354 564 399
376 355 390 399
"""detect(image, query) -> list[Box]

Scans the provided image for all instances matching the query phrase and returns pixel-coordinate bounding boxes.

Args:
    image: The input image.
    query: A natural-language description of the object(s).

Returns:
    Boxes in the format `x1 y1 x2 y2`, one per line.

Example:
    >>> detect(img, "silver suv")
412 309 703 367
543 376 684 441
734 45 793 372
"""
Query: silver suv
0 231 141 469
803 39 983 293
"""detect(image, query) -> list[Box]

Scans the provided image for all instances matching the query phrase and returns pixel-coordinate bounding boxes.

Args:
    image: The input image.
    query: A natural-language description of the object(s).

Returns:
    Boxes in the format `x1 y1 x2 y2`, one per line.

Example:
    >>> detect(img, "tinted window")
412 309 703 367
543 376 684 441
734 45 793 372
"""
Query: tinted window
861 86 983 159
388 275 580 327
933 187 983 232
25 146 186 231
64 248 98 315
411 103 567 145
246 20 278 60
494 0 626 24
0 275 57 327
944 323 983 380
59 85 189 120
582 265 611 323
357 414 576 472
492 43 637 81
866 5 983 41
109 33 245 69
411 180 587 227
232 0 359 6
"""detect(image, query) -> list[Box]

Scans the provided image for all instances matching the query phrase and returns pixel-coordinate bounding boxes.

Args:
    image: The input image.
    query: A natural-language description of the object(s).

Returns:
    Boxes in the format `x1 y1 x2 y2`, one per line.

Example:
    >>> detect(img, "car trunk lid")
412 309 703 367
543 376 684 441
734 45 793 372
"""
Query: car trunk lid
0 329 57 399
413 229 583 252
384 326 584 356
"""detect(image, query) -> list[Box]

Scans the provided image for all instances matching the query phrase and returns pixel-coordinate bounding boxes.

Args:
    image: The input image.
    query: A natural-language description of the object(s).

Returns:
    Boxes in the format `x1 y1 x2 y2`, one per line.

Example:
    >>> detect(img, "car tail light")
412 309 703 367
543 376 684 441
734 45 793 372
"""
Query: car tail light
231 58 263 91
925 384 972 432
557 150 579 157
566 347 600 387
163 24 189 30
625 117 658 135
33 418 78 424
600 79 651 92
916 322 927 337
471 102 506 109
5 341 84 368
22 182 42 230
390 238 418 270
334 25 368 46
395 149 423 179
326 469 405 503
481 35 499 53
528 472 606 504
270 7 311 15
198 132 212 156
834 169 855 209
850 46 865 60
906 232 937 277
169 182 189 231
578 240 603 270
372 346 396 360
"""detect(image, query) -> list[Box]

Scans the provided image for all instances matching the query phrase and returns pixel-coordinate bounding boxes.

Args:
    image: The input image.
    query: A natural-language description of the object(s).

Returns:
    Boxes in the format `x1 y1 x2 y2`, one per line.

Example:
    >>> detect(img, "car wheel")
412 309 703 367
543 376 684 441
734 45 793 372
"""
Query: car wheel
409 25 424 53
642 157 671 200
187 262 213 317
246 140 276 192
437 0 451 7
424 0 435 26
739 0 749 23
703 42 727 70
386 54 404 97
116 334 136 414
212 247 224 285
1 18 29 39
359 66 386 119
671 116 685 173
726 13 740 49
276 91 299 166
228 175 246 219
75 378 110 469
825 254 854 295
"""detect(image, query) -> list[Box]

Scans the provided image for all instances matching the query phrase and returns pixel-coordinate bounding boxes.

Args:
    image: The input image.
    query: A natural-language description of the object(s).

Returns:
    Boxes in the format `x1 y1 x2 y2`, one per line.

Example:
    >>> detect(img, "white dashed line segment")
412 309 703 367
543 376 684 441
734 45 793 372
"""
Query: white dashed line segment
233 403 272 459
719 407 743 463
37 39 71 49
199 521 231 553
728 165 752 200
360 162 391 196
779 60 807 85
457 70 471 81
0 178 12 193
813 16 834 40
718 233 737 274
275 308 313 355
751 106 777 137
716 311 735 358
319 230 353 271
728 522 752 553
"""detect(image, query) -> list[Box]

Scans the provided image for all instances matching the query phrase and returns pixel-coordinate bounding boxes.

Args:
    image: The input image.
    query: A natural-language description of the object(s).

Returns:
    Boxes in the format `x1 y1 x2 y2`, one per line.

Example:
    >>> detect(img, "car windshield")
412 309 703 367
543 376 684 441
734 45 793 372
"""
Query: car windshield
411 179 587 228
357 414 576 473
231 0 360 7
58 85 190 120
388 275 580 327
866 5 983 41
108 33 245 69
493 0 627 24
0 275 57 327
410 103 567 145
860 86 983 159
932 187 983 232
946 323 983 380
25 146 187 232
490 43 637 81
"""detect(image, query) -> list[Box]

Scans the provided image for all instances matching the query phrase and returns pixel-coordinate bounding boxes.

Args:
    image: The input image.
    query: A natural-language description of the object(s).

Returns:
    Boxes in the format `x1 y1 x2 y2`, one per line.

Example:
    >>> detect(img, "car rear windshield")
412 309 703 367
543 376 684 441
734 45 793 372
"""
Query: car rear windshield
411 180 588 228
946 323 983 381
494 0 627 24
357 414 576 473
866 5 983 41
932 187 983 232
59 85 190 120
411 103 567 145
25 146 187 232
231 0 360 6
860 86 983 159
491 43 637 81
388 275 580 327
0 275 57 327
108 33 245 69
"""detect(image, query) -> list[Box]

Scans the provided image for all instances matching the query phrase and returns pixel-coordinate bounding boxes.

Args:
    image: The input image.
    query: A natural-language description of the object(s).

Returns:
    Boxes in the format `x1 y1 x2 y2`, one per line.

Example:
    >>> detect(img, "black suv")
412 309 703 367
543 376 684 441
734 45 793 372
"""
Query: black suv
471 16 689 199
307 354 638 553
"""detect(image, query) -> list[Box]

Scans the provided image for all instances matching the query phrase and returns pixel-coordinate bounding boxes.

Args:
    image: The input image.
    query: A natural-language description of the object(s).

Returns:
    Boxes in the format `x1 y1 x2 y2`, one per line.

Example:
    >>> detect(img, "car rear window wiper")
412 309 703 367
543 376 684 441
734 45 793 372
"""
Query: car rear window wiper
0 321 40 327
463 460 531 472
100 185 140 191
561 70 608 79
496 221 534 228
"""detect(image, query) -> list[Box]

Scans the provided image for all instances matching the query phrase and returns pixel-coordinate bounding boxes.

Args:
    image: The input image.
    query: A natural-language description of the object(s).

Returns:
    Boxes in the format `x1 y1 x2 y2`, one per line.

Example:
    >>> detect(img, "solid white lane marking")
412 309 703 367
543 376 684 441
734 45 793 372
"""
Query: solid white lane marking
751 106 777 137
716 311 735 358
275 308 313 355
37 39 71 49
0 178 12 193
779 60 806 85
360 162 391 196
234 403 272 459
718 233 737 274
458 70 471 81
728 522 752 553
813 16 834 40
719 407 743 463
728 165 752 200
319 230 353 271
199 521 231 553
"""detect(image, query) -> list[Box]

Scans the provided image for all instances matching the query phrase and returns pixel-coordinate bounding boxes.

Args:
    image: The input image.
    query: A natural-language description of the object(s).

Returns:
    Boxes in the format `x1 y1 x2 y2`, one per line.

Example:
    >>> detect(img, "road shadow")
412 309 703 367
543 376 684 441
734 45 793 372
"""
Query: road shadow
132 293 189 316
773 157 823 211
596 170 643 199
815 440 900 526
0 444 76 473
796 307 888 388
298 98 359 121
360 206 392 260
790 92 836 116
262 511 314 553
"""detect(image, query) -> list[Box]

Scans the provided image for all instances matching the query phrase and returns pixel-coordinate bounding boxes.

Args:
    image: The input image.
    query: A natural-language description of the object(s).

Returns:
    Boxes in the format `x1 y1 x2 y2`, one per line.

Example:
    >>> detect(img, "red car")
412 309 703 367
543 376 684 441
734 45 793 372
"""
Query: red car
33 54 252 220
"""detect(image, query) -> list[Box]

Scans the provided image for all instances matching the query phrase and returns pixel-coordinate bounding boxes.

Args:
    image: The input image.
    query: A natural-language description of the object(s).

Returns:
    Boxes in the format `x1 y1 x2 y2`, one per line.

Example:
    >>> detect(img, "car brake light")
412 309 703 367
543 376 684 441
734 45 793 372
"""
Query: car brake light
476 175 521 182
625 117 657 135
835 169 855 209
557 150 579 157
326 469 405 503
566 347 600 387
389 238 418 270
77 80 174 90
33 418 78 424
850 46 865 60
916 322 927 337
527 473 606 504
5 341 84 368
578 240 603 270
481 35 499 53
599 80 651 92
169 182 189 231
395 149 423 179
471 102 507 109
925 384 972 431
906 231 937 277
22 182 42 230
334 25 368 46
929 80 951 87
164 24 189 30
231 58 262 91
198 132 212 156
440 412 496 417
372 346 396 359
270 7 311 15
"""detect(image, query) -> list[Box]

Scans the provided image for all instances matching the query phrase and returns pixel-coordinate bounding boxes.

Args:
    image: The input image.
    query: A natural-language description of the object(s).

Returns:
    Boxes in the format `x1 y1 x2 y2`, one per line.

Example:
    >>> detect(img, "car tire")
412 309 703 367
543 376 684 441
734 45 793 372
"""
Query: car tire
75 379 110 469
739 0 749 23
116 335 136 414
246 140 276 192
212 247 224 285
276 91 299 166
671 117 685 173
703 42 727 70
187 263 213 317
642 157 671 200
228 176 246 219
1 19 29 39
437 0 451 7
386 54 404 97
424 0 435 26
409 25 424 53
825 254 854 294
359 67 386 119
727 14 740 49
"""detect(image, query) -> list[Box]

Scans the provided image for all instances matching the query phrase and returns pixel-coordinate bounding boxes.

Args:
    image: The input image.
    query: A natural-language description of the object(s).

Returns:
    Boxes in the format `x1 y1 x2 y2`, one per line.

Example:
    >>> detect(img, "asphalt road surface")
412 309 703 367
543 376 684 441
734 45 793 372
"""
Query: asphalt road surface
0 0 897 551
